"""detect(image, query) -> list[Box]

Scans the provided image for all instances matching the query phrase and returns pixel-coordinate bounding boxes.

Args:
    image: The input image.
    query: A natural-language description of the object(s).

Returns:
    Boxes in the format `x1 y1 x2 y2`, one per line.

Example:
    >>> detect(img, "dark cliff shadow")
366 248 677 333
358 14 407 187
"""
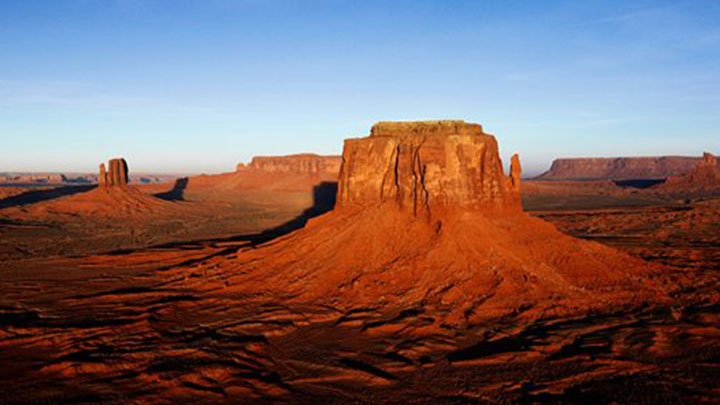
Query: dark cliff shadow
154 178 189 201
251 181 337 244
109 181 339 256
64 177 93 184
0 185 95 210
614 179 666 189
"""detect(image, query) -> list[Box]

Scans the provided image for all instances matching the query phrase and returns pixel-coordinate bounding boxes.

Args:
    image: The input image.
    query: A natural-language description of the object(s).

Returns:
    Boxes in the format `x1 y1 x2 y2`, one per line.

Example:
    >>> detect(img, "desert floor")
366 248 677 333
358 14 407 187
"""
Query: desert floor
0 181 717 403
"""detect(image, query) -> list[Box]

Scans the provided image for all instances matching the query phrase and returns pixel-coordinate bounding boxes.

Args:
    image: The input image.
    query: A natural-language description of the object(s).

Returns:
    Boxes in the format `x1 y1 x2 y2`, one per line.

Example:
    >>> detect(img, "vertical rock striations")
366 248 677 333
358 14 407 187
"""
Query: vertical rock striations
336 120 521 215
99 158 129 188
225 119 666 324
510 153 522 190
507 153 522 206
98 163 108 188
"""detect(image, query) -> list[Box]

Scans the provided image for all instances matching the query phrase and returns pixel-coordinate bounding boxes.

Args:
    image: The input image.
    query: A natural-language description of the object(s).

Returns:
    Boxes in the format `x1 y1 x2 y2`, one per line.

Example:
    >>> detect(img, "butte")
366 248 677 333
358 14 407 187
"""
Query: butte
211 121 669 325
2 158 175 219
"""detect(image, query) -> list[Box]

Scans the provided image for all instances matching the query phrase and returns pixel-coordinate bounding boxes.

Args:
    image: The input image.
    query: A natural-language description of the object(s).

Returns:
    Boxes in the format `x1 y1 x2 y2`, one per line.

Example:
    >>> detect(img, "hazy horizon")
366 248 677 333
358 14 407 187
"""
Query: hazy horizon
2 0 719 175
0 150 715 179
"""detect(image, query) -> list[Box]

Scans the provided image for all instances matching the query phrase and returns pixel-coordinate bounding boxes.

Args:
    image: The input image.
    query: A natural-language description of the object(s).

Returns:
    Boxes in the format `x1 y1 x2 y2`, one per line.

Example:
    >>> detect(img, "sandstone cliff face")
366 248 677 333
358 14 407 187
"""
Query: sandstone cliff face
98 164 107 188
238 154 342 175
99 158 129 188
224 120 666 325
336 121 521 214
537 156 704 181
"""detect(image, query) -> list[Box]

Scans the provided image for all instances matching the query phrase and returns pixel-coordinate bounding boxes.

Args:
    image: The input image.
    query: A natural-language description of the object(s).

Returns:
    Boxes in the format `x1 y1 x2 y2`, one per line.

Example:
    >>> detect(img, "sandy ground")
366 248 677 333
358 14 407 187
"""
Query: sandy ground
0 181 717 403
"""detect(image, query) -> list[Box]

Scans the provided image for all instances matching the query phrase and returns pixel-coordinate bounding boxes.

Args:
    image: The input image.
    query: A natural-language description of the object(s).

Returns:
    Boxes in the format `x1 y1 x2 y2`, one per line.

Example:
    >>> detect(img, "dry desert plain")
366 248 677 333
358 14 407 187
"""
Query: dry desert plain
0 121 718 403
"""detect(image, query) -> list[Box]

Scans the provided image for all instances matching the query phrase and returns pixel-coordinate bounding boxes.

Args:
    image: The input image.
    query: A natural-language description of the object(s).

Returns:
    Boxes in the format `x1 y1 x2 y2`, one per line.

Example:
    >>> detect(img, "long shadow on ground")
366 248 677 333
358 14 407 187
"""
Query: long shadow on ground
0 185 95 210
108 181 339 255
154 177 189 201
614 179 666 189
250 181 337 243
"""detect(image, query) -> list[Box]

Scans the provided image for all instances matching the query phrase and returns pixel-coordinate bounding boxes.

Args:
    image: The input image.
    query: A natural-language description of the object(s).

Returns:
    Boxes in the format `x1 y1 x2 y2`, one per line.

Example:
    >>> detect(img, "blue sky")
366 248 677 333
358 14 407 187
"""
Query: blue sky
1 0 718 175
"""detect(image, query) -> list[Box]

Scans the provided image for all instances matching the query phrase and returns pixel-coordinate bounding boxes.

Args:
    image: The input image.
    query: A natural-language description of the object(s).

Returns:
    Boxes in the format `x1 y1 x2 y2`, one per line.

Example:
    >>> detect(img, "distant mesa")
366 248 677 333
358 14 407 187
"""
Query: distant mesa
99 158 129 188
0 173 69 185
337 120 522 214
237 154 342 175
536 156 706 181
180 153 341 195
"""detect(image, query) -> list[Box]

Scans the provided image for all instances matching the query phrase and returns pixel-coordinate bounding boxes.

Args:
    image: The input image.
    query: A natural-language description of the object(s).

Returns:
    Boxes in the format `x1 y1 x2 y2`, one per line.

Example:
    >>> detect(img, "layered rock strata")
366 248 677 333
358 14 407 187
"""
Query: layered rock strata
221 120 666 324
537 156 705 181
238 154 342 175
658 152 720 194
337 120 521 214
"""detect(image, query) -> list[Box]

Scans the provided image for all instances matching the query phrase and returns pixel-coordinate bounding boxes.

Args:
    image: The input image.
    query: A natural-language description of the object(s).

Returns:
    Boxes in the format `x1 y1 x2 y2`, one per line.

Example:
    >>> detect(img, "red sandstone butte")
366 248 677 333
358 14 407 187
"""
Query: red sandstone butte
220 120 668 325
99 158 129 188
4 158 180 220
337 121 521 214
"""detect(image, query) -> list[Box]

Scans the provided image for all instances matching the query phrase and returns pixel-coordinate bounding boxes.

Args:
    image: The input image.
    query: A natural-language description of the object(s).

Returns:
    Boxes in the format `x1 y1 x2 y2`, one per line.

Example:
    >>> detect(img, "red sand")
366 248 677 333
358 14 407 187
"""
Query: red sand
0 122 717 403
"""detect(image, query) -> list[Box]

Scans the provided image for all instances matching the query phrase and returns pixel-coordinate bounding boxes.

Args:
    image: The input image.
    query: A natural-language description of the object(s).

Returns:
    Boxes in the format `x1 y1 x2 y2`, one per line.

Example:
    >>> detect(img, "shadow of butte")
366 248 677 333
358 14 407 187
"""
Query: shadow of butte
0 185 95 209
154 177 188 201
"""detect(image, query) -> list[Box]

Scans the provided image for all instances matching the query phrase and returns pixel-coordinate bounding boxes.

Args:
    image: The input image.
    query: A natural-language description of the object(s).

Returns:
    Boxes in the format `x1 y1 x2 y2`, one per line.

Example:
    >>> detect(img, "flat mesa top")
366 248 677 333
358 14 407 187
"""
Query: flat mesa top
370 120 484 137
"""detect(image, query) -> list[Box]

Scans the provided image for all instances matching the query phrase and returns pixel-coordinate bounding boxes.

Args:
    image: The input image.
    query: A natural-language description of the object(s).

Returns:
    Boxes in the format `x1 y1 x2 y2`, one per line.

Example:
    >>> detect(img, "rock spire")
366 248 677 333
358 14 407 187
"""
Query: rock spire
99 158 129 188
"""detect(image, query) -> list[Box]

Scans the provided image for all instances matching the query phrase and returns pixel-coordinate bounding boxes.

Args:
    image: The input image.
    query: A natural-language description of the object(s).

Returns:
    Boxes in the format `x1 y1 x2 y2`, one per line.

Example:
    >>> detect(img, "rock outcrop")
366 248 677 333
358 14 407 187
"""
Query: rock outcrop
337 121 521 214
99 158 129 188
98 164 107 188
180 154 340 200
222 120 666 325
656 152 720 194
703 151 718 167
238 154 342 175
537 156 704 181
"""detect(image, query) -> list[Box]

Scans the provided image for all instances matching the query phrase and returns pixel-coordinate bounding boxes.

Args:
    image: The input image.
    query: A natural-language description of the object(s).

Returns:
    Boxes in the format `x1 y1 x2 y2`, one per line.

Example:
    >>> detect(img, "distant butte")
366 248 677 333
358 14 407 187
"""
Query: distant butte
99 158 129 188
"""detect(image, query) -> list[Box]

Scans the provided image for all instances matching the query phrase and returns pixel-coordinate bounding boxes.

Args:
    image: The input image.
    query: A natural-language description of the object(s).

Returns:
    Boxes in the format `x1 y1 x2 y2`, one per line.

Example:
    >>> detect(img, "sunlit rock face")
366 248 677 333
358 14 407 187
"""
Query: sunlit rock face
336 120 522 214
536 156 703 181
240 154 342 175
99 158 129 188
223 120 666 326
